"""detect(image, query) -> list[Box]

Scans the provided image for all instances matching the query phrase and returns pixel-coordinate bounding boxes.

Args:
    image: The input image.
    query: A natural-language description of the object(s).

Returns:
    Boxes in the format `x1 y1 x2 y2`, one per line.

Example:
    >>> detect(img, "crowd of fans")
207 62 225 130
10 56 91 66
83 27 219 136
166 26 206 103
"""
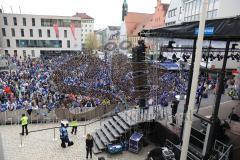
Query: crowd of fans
1 53 235 115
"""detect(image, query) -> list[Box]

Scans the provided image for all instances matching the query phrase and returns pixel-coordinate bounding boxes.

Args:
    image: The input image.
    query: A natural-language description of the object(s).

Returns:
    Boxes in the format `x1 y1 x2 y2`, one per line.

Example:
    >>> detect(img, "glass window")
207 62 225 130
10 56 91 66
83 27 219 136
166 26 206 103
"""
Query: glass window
214 0 220 10
47 29 51 37
2 28 6 36
67 40 70 48
4 17 8 25
30 29 33 37
38 29 42 37
14 50 17 57
7 39 10 47
16 40 19 47
64 30 67 38
13 17 17 26
208 0 214 11
31 50 35 57
23 50 27 57
11 28 15 37
17 39 62 48
23 18 26 26
5 50 8 56
32 18 35 26
21 29 24 37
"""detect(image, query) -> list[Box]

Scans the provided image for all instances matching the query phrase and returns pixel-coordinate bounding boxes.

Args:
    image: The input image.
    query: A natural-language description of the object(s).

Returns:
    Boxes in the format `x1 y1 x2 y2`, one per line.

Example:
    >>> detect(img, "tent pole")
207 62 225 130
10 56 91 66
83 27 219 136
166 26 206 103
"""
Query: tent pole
180 39 196 142
180 0 208 159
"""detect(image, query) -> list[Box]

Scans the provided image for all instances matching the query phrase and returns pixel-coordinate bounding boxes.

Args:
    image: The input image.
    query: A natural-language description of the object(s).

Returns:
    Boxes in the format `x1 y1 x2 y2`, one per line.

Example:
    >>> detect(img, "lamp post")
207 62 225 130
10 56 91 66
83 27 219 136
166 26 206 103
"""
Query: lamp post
180 0 209 159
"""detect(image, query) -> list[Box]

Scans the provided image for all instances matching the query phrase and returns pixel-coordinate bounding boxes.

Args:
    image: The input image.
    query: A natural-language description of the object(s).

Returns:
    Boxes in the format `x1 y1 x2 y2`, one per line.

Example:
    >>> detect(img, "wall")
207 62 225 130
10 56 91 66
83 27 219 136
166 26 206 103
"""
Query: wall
0 13 85 58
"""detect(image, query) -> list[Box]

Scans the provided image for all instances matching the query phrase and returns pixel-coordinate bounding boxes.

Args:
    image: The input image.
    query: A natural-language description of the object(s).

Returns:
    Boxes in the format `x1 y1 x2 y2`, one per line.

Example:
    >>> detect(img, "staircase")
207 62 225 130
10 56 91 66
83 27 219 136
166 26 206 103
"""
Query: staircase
92 112 138 154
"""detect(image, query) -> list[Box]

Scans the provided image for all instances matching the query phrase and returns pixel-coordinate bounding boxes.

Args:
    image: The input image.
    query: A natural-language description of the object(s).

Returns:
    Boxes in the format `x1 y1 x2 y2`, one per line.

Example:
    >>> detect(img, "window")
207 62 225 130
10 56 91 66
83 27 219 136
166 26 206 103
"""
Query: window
23 50 27 57
85 24 87 27
64 30 67 38
21 29 24 37
14 50 17 57
32 18 35 26
7 39 10 47
38 29 42 37
47 29 51 37
16 39 62 48
2 28 6 36
16 40 19 47
67 40 70 48
85 29 87 32
30 29 33 37
11 28 15 37
13 17 17 26
4 17 8 25
23 18 26 26
5 50 8 56
31 50 35 57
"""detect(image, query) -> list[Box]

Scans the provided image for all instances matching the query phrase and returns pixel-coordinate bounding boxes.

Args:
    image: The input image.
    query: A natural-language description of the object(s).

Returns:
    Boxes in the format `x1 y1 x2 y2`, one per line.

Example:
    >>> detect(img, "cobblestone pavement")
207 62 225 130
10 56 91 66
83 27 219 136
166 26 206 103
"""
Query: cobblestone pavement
0 120 154 160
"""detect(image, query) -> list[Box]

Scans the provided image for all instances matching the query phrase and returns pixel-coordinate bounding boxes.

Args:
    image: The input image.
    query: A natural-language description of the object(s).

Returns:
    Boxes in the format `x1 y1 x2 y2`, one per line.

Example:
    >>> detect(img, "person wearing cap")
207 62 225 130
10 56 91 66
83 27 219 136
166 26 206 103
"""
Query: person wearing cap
20 114 28 135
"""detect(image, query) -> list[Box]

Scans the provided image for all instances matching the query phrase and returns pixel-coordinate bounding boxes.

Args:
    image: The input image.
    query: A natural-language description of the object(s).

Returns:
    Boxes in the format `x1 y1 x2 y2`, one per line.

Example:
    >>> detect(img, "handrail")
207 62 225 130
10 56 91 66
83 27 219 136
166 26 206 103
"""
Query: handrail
219 144 232 160
19 118 102 135
19 117 104 147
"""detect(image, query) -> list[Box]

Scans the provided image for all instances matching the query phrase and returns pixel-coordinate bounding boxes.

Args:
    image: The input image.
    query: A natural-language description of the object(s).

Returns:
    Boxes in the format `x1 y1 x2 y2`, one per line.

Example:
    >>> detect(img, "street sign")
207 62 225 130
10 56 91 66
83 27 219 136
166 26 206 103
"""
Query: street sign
195 27 214 35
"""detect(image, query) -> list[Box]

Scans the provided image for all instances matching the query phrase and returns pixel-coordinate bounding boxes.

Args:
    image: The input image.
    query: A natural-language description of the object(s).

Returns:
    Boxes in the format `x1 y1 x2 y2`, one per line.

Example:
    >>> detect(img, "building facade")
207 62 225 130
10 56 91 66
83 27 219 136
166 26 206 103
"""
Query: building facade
162 0 240 69
0 12 94 59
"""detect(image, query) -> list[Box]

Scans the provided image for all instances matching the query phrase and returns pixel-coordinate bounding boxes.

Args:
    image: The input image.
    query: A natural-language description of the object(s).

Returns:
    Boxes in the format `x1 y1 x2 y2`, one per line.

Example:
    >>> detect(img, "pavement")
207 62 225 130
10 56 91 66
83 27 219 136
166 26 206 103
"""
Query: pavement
0 93 237 160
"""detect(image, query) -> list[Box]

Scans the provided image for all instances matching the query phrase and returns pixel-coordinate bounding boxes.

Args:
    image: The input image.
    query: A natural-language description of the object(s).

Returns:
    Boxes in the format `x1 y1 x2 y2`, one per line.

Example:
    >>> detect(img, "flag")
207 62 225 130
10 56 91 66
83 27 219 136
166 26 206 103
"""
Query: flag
70 23 76 40
53 23 59 38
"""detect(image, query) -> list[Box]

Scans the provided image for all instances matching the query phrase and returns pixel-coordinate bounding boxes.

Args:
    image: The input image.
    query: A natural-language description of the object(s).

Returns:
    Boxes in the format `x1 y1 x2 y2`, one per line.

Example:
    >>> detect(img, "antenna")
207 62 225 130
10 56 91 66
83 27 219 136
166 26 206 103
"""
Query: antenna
19 6 21 14
1 4 4 13
10 6 13 14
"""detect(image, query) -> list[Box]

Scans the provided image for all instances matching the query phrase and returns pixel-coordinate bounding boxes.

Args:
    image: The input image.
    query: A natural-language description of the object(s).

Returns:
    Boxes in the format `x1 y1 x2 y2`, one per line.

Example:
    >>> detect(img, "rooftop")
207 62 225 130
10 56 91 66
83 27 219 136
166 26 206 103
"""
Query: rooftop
73 12 94 19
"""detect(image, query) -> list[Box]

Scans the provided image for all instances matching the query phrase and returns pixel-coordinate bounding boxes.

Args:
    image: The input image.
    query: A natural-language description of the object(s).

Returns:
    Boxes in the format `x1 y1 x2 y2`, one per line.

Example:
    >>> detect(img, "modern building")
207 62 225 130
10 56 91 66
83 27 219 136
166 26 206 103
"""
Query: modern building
161 0 240 69
165 0 240 26
0 11 94 59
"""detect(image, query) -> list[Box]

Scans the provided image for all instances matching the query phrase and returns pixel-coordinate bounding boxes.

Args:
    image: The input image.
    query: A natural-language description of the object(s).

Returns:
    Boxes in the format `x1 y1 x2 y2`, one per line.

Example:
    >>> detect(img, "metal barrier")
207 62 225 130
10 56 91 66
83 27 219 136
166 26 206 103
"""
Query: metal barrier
214 140 232 160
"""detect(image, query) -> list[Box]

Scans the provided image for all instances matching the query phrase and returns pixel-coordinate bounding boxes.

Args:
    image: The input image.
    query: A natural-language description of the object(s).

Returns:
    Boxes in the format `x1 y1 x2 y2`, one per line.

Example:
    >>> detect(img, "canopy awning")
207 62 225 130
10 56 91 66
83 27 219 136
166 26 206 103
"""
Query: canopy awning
159 62 179 70
139 16 240 41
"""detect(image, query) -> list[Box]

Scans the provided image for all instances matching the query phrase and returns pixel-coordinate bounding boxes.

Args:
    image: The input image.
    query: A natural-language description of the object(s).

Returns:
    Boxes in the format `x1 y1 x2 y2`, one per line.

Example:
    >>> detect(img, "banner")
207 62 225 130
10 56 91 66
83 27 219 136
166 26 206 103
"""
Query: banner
53 23 59 38
70 23 76 40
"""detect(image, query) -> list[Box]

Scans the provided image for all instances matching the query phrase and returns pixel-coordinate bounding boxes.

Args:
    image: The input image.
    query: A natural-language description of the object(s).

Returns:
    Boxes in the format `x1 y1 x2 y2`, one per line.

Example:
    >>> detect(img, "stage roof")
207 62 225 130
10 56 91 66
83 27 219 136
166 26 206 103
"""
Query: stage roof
139 16 240 41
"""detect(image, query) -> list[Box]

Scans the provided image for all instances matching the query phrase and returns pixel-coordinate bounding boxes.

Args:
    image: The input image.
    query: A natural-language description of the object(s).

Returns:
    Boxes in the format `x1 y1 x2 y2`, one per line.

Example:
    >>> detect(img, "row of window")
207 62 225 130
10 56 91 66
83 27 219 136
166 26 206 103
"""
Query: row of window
2 28 70 38
3 17 35 26
184 10 218 22
5 39 71 48
40 19 81 27
2 17 92 28
5 50 35 58
184 0 219 20
168 8 177 18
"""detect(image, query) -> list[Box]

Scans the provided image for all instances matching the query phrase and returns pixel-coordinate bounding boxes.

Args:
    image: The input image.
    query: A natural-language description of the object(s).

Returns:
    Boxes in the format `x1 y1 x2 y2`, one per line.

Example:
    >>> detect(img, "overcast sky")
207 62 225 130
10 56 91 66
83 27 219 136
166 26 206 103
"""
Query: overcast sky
0 0 170 29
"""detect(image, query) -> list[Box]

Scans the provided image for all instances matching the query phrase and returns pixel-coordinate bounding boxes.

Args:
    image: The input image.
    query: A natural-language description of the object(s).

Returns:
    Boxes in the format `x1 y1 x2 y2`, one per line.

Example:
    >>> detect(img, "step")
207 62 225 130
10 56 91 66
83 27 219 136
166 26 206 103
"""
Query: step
101 126 116 142
118 113 137 126
92 132 106 150
113 116 130 130
93 141 102 154
96 129 110 146
104 122 121 139
108 119 125 134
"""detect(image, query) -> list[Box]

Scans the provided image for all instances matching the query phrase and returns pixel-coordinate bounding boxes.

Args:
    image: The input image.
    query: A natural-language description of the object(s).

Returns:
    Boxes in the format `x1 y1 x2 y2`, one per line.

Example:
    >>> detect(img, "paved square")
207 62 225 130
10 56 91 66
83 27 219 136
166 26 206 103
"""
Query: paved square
0 121 154 160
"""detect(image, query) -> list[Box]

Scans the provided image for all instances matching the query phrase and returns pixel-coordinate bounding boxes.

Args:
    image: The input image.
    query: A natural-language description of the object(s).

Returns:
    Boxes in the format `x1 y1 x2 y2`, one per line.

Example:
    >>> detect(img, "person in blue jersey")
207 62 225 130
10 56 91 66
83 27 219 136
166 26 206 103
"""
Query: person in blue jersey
59 120 74 148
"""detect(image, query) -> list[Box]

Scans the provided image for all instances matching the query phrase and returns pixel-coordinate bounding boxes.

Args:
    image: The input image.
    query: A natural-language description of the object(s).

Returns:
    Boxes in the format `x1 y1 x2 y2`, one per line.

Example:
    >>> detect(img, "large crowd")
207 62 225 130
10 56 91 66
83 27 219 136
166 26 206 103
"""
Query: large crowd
1 53 236 114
